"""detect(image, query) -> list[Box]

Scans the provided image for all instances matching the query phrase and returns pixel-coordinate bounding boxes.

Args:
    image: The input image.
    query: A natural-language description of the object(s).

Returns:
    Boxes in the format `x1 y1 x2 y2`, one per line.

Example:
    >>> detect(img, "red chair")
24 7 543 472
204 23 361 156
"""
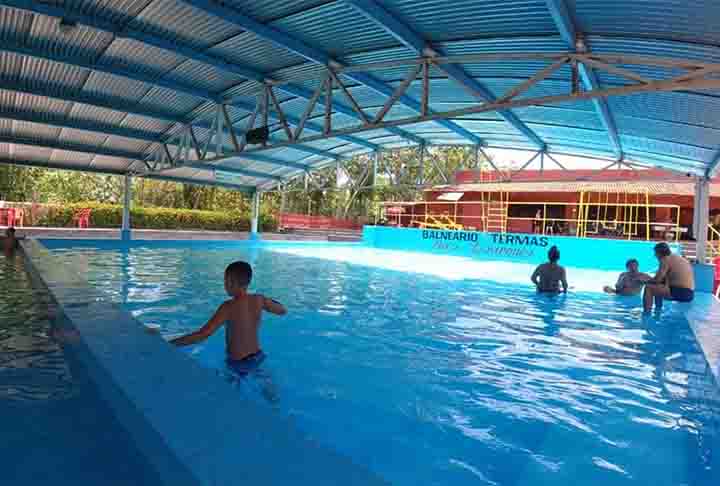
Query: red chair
72 208 92 228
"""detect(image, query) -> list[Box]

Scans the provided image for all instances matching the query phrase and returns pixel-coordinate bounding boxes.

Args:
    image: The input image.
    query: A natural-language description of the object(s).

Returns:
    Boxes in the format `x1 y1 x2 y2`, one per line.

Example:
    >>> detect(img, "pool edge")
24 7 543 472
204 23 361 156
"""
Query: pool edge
20 239 388 486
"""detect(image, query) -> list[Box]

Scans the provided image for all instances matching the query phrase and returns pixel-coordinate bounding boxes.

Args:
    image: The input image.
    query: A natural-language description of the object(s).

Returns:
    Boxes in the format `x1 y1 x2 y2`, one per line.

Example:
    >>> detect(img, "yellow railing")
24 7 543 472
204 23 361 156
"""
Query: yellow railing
709 224 720 259
378 199 682 241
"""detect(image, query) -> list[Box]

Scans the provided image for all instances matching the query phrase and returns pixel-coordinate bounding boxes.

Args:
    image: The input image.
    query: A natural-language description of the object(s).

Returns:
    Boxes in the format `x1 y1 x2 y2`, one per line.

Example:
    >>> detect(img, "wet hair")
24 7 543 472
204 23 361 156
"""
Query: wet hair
548 246 560 263
654 242 672 258
225 261 252 288
626 258 639 268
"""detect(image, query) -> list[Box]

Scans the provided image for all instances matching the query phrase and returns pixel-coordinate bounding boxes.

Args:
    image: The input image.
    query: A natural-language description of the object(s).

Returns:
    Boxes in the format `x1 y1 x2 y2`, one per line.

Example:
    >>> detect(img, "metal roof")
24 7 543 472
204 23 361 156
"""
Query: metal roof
1 0 720 192
431 180 720 197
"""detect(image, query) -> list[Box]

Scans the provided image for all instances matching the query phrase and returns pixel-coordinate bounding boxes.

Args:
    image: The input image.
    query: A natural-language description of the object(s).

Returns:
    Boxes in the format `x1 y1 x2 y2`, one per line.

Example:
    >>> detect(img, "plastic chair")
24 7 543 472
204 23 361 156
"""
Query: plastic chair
72 208 92 228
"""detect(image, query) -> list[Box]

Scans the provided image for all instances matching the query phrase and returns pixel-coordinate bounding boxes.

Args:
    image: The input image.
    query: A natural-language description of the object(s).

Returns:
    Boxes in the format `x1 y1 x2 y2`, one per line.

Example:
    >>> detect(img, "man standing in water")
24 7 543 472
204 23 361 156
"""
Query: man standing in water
641 242 695 312
531 246 568 294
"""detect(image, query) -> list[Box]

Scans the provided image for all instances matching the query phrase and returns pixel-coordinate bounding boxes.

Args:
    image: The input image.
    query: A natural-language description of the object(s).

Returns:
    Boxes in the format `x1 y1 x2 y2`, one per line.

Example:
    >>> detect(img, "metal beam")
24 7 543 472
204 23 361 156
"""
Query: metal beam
0 78 198 128
0 0 379 152
0 134 142 161
183 0 472 144
178 163 281 181
0 110 158 144
218 155 310 172
232 75 720 154
344 0 544 148
0 43 221 103
706 149 720 178
0 133 304 178
545 0 623 159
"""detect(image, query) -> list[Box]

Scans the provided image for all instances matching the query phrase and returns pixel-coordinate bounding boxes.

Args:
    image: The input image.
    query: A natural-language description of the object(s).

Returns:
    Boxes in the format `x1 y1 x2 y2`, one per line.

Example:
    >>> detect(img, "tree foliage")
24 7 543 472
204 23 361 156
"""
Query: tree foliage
0 145 490 223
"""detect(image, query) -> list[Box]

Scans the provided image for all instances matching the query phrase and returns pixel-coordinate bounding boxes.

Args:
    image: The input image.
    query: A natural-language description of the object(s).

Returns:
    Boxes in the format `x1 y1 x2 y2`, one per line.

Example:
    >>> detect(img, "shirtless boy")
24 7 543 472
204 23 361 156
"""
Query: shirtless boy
171 261 286 374
603 259 651 296
641 242 695 312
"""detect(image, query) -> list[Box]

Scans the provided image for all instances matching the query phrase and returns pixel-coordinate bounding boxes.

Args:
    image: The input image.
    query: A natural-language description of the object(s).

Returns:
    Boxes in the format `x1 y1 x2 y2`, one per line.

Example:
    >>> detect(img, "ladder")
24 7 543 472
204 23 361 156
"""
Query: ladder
485 192 508 233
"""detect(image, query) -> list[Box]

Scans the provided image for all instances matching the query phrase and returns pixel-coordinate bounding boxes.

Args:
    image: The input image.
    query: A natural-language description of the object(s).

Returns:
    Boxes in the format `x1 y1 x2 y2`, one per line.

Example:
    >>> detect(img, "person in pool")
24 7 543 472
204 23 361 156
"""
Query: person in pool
2 227 21 256
603 259 651 296
641 242 695 312
171 261 287 374
531 246 568 294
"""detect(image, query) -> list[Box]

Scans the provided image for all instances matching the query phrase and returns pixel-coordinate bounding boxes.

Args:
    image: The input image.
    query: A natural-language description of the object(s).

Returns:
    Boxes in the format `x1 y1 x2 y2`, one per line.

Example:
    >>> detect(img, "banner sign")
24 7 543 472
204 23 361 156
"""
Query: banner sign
362 226 669 271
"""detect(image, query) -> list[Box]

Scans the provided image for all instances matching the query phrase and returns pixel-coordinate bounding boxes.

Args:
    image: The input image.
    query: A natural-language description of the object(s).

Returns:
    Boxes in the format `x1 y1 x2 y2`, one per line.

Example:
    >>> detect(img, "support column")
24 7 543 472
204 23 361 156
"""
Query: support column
695 177 710 263
372 150 379 187
250 190 261 239
335 160 343 219
417 143 425 186
121 173 131 241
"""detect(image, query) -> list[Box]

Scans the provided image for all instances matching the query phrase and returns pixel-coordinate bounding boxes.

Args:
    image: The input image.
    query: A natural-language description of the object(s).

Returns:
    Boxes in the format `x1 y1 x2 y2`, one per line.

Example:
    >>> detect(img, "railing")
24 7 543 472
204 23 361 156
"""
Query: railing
377 199 682 241
279 213 362 231
709 224 720 259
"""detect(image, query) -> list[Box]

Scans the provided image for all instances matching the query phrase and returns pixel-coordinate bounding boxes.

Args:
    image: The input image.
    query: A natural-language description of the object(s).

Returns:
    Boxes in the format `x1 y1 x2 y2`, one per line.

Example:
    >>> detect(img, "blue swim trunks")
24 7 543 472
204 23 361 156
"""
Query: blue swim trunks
226 351 266 376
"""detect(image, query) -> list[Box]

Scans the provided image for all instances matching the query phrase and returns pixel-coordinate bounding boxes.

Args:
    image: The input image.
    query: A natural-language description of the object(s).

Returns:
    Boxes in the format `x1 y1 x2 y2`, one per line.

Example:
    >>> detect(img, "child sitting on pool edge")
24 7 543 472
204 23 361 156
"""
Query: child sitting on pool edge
171 261 286 375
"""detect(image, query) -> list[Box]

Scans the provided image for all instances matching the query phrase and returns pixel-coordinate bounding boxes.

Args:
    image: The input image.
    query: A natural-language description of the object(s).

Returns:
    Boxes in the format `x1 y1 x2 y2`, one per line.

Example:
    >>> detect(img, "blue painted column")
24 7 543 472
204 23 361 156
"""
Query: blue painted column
250 190 261 240
121 173 132 241
695 177 710 263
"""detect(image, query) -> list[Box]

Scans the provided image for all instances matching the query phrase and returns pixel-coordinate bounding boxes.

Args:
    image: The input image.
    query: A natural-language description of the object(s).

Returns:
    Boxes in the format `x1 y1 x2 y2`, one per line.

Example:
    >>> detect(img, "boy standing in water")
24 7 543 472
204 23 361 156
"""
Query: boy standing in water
531 246 568 293
171 261 286 374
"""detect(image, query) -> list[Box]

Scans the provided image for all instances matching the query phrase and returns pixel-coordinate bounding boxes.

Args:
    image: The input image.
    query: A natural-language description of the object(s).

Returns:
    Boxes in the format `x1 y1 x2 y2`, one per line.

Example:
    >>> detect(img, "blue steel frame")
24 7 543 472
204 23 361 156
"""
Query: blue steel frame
182 0 482 145
544 0 624 161
344 0 545 149
0 0 717 188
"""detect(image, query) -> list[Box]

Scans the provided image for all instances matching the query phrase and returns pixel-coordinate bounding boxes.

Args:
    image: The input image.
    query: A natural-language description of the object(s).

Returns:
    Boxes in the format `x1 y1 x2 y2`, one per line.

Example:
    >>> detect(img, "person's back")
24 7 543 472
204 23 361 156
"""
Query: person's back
224 293 265 360
531 246 568 293
664 254 694 291
171 261 286 373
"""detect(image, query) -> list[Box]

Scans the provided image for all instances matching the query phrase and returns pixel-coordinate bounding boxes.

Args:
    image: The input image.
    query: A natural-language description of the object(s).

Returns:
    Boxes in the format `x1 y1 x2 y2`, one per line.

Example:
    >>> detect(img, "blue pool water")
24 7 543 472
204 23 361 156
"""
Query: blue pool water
44 240 719 485
0 254 161 485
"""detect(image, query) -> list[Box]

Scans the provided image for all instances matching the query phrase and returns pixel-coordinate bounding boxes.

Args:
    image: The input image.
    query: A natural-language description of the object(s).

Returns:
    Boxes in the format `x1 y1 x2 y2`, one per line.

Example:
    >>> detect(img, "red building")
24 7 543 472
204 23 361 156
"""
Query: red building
382 169 720 242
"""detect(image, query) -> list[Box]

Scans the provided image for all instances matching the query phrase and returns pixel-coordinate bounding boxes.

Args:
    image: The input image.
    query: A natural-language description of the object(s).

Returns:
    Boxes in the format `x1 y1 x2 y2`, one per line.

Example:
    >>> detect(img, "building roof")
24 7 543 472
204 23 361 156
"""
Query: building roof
431 180 720 197
2 1 720 191
433 169 720 196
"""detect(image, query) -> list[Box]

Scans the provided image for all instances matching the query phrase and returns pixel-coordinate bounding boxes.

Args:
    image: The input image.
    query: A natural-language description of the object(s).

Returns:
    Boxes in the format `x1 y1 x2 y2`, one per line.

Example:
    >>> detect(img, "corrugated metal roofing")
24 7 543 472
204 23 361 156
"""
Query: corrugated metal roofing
0 0 719 191
439 180 720 197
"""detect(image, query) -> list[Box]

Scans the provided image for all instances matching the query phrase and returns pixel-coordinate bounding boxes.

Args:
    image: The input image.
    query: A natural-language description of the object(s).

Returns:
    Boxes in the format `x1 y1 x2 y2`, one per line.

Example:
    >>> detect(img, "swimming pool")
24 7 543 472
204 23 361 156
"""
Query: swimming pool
42 239 719 485
0 254 162 485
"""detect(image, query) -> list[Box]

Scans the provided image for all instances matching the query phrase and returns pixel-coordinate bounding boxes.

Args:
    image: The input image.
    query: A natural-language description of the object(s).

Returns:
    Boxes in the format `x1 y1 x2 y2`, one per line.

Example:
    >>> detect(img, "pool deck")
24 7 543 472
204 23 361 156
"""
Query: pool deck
684 293 720 385
20 239 386 486
8 226 333 241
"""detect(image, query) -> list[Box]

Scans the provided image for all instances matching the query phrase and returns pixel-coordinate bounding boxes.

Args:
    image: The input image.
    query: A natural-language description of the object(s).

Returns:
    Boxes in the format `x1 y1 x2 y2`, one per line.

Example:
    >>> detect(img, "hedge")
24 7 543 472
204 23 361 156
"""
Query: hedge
36 203 277 232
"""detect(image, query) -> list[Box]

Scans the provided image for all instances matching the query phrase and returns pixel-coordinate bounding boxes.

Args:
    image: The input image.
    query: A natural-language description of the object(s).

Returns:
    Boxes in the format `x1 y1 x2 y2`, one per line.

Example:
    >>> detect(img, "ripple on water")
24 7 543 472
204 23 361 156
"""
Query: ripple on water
46 243 720 486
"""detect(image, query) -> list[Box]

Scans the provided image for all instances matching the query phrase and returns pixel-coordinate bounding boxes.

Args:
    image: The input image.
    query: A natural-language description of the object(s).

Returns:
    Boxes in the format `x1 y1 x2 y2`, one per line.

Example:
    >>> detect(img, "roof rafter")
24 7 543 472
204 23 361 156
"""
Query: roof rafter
545 0 624 160
182 0 479 145
0 48 355 160
344 0 545 149
705 149 720 178
0 131 309 176
0 0 379 152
